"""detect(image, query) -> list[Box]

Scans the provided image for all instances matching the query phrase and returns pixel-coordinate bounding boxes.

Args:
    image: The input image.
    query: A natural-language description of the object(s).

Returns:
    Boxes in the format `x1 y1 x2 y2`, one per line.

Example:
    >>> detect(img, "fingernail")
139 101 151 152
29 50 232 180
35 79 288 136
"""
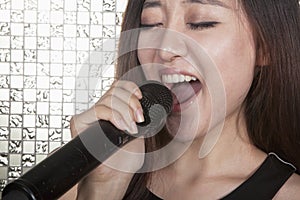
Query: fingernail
135 108 144 123
130 121 138 134
134 88 142 99
116 118 127 130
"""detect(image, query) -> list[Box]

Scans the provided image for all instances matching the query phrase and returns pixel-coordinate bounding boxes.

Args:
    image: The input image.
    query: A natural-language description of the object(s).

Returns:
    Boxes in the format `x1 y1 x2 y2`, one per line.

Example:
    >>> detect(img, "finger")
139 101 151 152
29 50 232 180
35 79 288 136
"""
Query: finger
111 80 142 99
96 95 138 134
70 80 144 137
101 87 144 123
71 94 139 137
70 107 99 137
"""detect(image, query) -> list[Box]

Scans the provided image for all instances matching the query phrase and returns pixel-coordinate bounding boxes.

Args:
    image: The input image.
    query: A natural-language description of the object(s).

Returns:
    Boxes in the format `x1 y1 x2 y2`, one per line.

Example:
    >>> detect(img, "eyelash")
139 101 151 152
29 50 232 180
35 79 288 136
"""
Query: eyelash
187 21 219 30
140 21 219 30
140 23 163 29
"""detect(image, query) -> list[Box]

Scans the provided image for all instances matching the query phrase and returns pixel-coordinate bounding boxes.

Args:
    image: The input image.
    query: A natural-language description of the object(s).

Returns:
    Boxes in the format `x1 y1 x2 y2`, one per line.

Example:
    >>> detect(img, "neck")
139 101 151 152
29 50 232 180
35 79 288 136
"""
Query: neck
149 110 266 192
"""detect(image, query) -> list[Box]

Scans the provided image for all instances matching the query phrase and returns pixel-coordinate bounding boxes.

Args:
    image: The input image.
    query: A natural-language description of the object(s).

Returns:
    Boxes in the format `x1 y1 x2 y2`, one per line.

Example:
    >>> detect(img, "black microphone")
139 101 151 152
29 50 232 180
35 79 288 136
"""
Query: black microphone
2 81 173 200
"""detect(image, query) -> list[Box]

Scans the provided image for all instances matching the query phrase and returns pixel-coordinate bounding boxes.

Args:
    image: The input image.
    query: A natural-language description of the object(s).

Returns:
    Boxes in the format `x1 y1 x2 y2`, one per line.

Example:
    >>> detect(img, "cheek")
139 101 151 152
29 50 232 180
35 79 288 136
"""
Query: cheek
137 49 155 64
137 49 160 80
202 30 256 112
218 37 256 109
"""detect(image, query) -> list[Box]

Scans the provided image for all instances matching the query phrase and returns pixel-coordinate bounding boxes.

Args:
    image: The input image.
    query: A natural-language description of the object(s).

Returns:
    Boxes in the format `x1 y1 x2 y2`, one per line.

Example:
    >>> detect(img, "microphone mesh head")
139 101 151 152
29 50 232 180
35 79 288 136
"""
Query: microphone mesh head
138 81 173 135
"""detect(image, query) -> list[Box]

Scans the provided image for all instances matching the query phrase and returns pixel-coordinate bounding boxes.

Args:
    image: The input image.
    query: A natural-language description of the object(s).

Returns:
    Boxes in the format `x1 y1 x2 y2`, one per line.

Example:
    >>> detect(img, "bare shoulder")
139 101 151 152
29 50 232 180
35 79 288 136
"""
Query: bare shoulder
274 173 300 200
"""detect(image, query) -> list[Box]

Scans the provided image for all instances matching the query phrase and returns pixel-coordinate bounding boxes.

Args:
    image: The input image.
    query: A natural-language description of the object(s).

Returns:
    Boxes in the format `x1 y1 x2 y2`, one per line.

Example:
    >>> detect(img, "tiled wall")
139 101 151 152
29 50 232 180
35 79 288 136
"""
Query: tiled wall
0 0 127 197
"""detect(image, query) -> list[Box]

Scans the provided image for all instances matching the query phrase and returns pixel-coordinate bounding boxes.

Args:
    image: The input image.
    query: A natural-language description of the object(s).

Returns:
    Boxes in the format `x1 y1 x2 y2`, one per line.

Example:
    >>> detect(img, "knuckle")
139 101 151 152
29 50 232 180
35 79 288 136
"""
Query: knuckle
129 95 142 109
98 94 113 106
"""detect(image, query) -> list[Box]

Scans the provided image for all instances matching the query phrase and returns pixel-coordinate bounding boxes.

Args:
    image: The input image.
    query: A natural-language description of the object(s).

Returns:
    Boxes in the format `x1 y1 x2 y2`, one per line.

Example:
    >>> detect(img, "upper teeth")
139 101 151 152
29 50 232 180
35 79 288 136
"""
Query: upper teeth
162 74 197 84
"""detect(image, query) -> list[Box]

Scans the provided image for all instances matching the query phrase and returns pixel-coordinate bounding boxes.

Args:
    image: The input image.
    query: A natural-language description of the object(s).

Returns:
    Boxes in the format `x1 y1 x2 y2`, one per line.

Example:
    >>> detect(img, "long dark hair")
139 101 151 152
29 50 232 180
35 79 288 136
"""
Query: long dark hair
242 0 300 172
117 0 300 199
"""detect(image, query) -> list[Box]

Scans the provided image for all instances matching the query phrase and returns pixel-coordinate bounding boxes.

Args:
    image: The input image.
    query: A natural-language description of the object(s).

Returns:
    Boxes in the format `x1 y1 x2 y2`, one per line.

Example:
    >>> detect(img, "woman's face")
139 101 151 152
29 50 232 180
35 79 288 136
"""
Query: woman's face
137 0 256 142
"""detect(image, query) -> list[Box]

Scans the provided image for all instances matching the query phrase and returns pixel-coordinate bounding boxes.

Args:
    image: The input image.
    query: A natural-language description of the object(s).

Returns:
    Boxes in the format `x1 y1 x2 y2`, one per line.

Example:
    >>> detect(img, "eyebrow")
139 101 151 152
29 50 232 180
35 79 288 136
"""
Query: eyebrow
143 0 161 9
142 0 229 9
184 0 229 8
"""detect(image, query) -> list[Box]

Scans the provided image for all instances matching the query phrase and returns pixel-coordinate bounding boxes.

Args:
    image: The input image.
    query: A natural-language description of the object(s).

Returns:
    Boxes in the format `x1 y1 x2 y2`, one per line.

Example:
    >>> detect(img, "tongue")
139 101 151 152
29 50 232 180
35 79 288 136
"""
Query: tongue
171 81 201 104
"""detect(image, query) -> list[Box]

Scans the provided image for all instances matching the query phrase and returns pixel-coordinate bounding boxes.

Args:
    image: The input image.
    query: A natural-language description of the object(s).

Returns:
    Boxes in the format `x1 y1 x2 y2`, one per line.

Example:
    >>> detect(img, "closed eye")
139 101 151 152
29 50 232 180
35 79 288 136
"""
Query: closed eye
187 21 219 30
140 23 163 29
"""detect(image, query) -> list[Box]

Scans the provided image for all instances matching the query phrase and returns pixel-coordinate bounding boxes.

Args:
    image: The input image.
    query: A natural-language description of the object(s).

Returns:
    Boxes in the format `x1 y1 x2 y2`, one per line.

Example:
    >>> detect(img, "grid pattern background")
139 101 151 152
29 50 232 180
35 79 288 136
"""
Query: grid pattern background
0 0 128 197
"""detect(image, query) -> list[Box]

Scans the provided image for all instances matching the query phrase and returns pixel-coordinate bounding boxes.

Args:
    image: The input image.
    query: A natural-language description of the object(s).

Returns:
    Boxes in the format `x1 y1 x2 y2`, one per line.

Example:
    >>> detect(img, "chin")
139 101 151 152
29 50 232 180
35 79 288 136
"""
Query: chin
165 114 205 143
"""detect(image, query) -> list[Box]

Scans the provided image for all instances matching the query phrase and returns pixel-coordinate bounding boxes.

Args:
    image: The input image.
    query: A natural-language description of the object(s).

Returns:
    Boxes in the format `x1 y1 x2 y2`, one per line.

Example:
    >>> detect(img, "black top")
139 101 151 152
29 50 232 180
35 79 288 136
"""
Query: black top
147 153 296 200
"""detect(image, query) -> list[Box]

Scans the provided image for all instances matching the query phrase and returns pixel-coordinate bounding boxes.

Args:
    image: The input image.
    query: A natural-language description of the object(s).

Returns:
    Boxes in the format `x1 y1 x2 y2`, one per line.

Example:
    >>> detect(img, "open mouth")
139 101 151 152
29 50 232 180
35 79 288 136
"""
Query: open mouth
162 73 202 112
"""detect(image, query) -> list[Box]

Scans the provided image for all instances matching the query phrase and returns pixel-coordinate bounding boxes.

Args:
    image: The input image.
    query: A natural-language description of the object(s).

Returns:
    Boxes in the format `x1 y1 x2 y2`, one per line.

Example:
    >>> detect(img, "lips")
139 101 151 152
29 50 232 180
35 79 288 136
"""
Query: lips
161 73 202 112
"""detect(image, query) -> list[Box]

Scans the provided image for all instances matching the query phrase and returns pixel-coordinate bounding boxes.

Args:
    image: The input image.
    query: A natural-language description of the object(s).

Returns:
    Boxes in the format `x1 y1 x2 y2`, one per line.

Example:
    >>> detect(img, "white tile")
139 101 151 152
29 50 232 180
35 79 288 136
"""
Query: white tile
37 24 50 37
91 0 103 11
36 76 49 88
10 154 21 166
50 89 62 101
63 51 76 63
50 50 62 63
0 10 11 22
24 63 37 76
0 89 9 101
0 63 10 74
11 23 24 36
36 128 49 140
63 24 77 37
75 90 88 103
63 128 72 141
10 75 24 88
50 37 63 50
64 0 77 11
37 50 50 62
116 0 128 12
0 141 8 152
37 102 49 114
0 36 10 48
10 128 22 140
103 39 115 51
0 167 7 179
10 102 23 114
77 12 90 24
10 50 23 62
89 51 102 64
76 38 89 51
11 0 24 10
24 37 37 49
24 10 37 23
49 142 62 152
63 103 75 115
36 155 47 164
23 115 36 128
23 141 35 153
51 11 64 24
63 77 75 89
50 64 63 76
24 89 37 101
0 115 8 126
90 25 102 37
50 116 62 128
38 0 50 10
103 13 115 25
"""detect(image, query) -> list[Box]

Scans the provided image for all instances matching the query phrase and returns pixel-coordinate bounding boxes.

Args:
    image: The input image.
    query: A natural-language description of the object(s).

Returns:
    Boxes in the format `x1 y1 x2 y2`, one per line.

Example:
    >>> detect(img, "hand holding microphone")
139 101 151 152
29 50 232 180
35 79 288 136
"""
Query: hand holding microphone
2 80 173 200
71 80 172 200
68 80 150 200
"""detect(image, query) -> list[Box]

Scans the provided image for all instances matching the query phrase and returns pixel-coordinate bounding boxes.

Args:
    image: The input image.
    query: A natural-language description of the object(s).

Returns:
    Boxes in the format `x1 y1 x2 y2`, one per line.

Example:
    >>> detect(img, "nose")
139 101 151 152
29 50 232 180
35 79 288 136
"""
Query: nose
158 31 188 62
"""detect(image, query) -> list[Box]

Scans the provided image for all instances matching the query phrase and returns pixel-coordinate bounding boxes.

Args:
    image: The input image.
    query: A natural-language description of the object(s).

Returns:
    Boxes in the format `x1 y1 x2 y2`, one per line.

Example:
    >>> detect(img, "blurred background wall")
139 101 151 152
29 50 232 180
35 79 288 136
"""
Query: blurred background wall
0 0 128 197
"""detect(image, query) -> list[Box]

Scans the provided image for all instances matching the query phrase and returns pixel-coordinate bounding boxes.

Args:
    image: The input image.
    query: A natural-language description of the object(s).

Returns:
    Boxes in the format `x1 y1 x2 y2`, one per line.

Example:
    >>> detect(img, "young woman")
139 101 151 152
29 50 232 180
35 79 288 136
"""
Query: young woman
62 0 300 199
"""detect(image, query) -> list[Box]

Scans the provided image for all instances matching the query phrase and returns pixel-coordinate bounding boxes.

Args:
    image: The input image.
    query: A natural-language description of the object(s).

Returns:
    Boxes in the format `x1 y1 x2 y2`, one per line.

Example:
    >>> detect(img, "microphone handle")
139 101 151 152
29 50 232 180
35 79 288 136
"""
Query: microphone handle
2 81 173 200
2 120 137 200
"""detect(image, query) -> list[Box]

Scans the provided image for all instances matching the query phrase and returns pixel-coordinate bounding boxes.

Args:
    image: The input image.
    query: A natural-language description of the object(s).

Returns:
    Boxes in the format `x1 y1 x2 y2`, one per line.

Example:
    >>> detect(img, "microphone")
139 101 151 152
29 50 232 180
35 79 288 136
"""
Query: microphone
2 81 173 200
